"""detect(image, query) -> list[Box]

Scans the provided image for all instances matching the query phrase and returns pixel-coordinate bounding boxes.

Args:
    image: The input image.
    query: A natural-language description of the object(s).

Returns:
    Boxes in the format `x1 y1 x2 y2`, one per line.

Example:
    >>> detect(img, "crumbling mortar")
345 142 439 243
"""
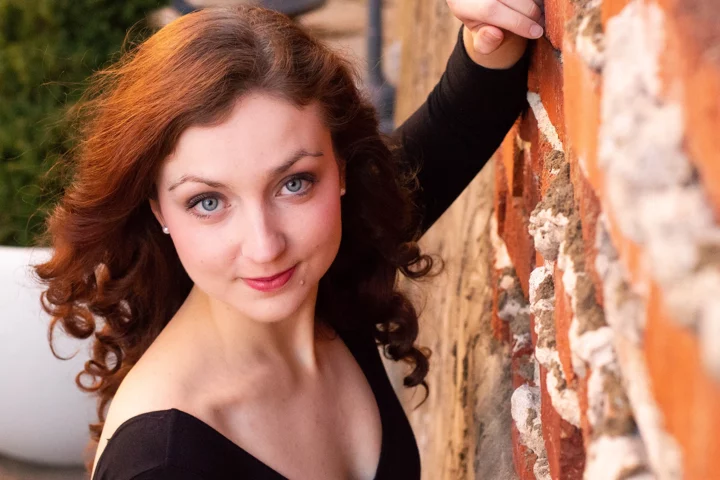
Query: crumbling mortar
595 367 637 438
584 435 654 480
511 384 551 480
545 149 566 177
576 275 607 336
535 310 557 352
595 214 684 479
617 464 653 480
567 0 605 71
530 265 582 427
527 92 563 153
493 215 533 351
529 162 574 261
519 356 536 382
537 274 555 301
513 333 532 354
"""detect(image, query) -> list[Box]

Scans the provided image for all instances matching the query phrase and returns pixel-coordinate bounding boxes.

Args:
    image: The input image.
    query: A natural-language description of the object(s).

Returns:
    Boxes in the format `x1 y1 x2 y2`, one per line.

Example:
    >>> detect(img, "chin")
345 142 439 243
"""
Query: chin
227 281 317 325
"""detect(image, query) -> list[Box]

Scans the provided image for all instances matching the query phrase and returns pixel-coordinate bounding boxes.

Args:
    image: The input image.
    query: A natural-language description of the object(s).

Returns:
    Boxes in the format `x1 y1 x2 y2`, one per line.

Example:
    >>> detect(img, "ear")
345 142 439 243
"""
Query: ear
149 198 165 227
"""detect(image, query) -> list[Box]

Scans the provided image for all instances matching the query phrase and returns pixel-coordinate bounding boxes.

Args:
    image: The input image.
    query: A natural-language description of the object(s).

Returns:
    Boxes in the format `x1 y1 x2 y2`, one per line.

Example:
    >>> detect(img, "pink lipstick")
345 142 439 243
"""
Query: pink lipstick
242 265 297 292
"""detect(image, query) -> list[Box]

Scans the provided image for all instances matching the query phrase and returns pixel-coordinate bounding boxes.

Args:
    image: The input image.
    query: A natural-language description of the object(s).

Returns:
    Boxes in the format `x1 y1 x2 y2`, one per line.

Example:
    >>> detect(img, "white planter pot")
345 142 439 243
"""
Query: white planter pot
0 246 96 467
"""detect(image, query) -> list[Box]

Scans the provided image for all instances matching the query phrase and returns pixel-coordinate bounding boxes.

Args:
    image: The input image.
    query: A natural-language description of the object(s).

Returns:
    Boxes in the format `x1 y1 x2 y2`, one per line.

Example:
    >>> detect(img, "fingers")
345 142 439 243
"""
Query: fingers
498 0 543 23
473 24 505 54
448 0 546 40
480 0 544 38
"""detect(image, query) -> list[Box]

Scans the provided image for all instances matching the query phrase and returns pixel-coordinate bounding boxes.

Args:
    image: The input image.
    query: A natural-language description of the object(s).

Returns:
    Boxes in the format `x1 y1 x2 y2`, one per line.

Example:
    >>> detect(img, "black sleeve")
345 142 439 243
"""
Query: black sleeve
391 26 530 235
93 413 170 480
93 412 205 480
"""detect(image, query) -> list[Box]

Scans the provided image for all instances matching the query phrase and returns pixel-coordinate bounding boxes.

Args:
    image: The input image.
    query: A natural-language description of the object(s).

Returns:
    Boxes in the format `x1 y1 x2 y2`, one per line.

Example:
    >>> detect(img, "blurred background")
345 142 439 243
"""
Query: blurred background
0 0 398 478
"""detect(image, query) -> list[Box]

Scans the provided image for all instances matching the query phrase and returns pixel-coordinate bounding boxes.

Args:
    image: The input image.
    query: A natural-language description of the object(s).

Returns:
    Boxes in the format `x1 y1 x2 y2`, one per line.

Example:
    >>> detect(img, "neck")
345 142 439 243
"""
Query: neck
176 285 325 377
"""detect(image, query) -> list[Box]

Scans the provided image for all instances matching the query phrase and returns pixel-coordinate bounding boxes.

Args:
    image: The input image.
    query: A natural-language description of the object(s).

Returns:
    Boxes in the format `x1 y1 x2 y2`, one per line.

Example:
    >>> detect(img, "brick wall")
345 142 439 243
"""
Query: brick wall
496 0 720 478
395 0 720 478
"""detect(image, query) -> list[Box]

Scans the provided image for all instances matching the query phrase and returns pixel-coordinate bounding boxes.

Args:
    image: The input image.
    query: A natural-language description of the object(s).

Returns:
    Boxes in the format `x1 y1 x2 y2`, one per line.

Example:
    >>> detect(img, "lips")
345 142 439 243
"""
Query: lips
242 265 297 292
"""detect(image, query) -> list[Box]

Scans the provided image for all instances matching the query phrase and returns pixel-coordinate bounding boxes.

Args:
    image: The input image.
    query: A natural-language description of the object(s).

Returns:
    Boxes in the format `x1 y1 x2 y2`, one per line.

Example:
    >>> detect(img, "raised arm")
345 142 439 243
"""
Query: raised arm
391 0 543 235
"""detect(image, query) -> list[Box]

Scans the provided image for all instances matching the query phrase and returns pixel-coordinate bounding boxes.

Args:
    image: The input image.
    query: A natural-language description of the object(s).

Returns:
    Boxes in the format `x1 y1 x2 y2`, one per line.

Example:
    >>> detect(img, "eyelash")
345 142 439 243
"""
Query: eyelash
185 173 318 219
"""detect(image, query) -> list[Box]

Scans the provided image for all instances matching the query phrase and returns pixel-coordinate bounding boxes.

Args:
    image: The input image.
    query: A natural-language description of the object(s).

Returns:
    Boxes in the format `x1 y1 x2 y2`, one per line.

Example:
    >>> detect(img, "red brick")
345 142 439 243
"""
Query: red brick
542 0 571 51
645 282 720 480
519 107 540 174
520 107 558 200
495 155 510 238
500 123 521 198
540 364 586 480
530 307 539 347
513 140 527 199
528 37 566 146
523 145 541 217
501 197 535 298
684 63 720 221
576 371 592 450
563 44 604 194
553 263 578 387
512 422 539 480
655 0 720 221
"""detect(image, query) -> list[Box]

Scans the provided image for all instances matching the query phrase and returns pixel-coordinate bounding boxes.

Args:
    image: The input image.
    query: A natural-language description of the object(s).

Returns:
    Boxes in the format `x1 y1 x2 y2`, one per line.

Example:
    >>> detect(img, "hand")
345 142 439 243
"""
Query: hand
447 0 545 55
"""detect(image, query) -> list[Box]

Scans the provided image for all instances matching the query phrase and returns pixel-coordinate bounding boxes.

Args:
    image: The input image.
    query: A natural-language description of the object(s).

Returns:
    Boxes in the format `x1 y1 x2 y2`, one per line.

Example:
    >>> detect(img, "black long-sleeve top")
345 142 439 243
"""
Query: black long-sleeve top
93 27 530 480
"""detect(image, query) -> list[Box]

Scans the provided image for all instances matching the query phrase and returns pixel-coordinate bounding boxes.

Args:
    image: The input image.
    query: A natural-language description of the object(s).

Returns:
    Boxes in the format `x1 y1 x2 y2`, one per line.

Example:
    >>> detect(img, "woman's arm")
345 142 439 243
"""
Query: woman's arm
391 26 531 235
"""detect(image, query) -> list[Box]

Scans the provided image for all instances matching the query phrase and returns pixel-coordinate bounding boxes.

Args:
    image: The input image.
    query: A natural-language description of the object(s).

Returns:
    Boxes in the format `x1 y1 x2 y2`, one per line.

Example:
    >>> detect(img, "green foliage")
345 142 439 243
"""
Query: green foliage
0 0 166 246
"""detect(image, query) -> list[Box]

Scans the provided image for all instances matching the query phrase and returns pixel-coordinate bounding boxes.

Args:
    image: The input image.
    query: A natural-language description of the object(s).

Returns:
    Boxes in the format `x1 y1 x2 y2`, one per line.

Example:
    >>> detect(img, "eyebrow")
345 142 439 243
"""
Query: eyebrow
167 149 324 191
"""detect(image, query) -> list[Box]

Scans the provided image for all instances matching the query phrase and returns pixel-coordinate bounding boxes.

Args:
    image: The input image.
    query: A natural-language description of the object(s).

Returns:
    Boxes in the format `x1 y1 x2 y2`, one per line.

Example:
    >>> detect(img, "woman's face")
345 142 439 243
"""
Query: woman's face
151 93 345 323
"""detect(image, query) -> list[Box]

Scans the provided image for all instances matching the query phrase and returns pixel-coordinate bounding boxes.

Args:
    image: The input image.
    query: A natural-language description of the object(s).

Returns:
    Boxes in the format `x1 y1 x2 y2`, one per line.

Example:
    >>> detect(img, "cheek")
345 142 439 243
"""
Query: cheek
161 208 233 277
292 191 343 258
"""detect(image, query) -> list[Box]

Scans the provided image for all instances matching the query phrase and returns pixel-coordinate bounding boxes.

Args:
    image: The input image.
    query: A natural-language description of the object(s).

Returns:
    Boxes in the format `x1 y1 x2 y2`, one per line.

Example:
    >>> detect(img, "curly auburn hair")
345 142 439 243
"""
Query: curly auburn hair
34 5 435 463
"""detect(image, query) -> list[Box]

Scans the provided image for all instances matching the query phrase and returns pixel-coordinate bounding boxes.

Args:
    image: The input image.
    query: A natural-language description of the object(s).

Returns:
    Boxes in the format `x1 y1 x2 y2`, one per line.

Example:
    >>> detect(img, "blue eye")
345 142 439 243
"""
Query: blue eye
200 197 219 211
285 178 303 193
186 194 224 218
280 173 316 196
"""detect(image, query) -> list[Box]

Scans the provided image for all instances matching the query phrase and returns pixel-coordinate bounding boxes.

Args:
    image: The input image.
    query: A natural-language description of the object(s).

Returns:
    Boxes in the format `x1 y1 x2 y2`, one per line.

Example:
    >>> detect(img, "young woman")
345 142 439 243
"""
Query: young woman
36 1 542 478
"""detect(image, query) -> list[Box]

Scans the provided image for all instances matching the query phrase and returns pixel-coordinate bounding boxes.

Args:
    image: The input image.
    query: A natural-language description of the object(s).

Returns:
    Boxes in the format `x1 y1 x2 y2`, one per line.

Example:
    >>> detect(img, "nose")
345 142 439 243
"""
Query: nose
239 205 286 264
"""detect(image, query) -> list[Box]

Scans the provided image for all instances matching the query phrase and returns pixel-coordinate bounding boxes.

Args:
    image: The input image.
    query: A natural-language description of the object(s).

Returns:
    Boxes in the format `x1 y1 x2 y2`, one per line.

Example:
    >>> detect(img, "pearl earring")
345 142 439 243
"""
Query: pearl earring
340 187 346 196
162 226 169 234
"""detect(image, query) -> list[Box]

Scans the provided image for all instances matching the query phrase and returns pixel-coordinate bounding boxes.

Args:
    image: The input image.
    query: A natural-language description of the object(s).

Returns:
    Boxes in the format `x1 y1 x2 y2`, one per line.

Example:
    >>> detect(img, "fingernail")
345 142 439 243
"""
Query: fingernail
530 25 544 38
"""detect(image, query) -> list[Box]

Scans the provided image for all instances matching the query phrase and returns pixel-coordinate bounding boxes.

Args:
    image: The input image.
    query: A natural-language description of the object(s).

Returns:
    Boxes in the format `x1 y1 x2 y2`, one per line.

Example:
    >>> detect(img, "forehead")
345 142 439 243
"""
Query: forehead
161 93 331 176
